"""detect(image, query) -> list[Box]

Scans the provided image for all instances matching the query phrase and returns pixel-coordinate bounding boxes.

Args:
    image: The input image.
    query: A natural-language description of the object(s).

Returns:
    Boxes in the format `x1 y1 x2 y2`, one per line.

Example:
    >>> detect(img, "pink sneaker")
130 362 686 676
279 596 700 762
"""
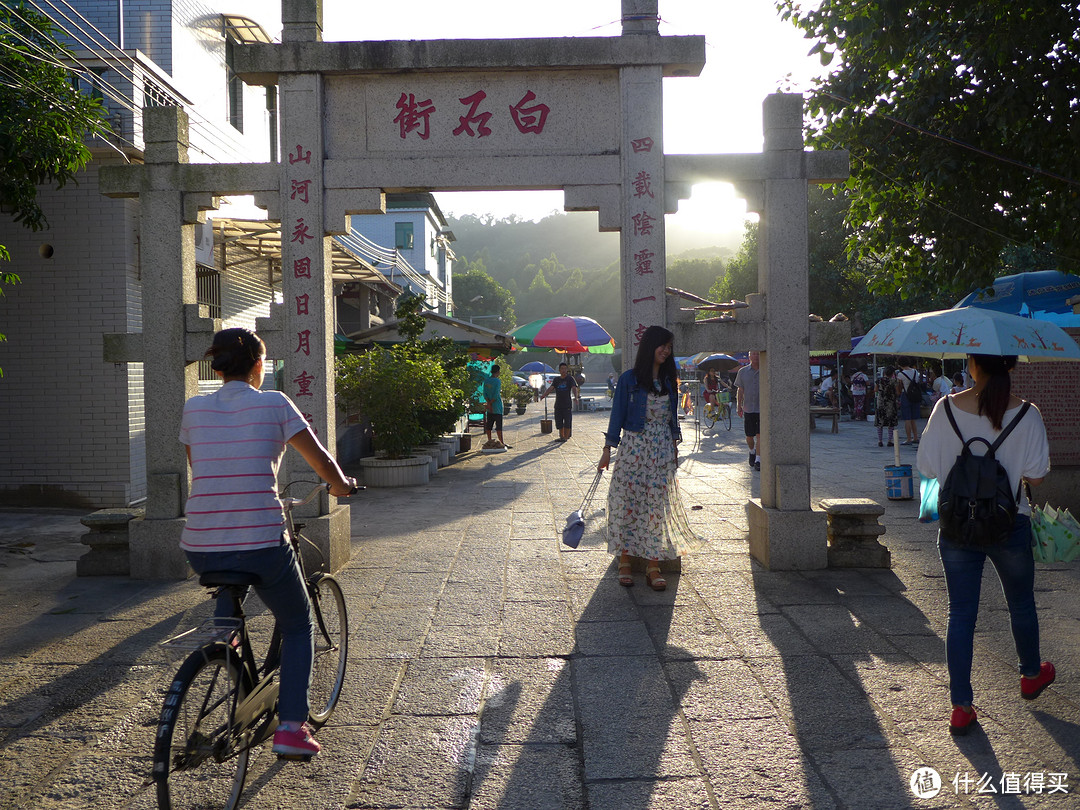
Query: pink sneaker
272 723 321 758
1021 662 1056 700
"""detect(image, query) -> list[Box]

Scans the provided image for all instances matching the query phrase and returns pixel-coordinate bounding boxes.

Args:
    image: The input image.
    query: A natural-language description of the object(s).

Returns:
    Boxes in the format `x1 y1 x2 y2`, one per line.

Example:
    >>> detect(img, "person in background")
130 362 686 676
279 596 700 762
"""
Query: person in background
875 365 899 447
607 373 616 398
818 371 838 408
929 367 952 403
950 372 966 395
735 351 762 471
483 364 510 449
850 368 869 420
702 368 721 408
916 354 1054 736
897 358 921 445
540 362 581 442
180 328 357 759
598 325 702 590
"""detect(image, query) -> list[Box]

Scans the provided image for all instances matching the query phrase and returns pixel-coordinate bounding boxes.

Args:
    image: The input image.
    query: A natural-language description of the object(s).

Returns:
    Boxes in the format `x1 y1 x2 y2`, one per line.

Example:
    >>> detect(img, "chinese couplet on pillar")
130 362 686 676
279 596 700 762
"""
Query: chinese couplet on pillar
621 70 666 356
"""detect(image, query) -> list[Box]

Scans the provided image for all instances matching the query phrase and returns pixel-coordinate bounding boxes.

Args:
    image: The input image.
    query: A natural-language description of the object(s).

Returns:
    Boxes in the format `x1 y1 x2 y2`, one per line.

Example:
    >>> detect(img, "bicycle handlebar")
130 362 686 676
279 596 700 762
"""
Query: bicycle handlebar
283 481 363 510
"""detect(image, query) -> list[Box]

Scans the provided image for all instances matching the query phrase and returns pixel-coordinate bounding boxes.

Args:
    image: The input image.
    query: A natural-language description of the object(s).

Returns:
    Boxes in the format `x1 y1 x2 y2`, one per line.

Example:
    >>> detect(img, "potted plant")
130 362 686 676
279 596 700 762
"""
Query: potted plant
512 385 532 415
336 344 453 486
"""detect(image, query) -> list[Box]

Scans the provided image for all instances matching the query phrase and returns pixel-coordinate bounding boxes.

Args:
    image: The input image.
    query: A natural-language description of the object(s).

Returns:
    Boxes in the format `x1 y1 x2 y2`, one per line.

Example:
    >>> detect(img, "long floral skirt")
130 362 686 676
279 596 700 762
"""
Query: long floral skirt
607 393 704 560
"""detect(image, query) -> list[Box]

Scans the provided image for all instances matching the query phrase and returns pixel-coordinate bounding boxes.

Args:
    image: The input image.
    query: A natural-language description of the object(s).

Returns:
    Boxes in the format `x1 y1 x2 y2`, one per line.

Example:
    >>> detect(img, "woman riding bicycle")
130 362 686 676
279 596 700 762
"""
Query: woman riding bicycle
702 368 721 407
179 328 356 759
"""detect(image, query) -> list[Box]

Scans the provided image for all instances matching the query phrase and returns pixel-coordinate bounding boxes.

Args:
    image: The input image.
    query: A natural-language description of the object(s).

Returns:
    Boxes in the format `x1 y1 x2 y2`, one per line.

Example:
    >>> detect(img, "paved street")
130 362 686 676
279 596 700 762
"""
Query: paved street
1 408 1079 809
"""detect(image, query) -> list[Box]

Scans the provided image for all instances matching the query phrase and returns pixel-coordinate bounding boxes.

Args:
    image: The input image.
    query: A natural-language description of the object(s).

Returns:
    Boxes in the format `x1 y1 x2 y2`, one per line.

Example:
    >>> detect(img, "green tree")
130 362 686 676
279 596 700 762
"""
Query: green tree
707 221 759 307
779 1 1080 295
1 2 109 236
451 265 516 329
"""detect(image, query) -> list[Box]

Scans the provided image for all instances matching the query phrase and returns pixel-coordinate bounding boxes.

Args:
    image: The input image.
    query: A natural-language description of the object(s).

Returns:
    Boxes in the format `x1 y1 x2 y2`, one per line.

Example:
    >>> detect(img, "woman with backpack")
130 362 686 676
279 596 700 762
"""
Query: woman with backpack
897 358 922 445
916 354 1054 736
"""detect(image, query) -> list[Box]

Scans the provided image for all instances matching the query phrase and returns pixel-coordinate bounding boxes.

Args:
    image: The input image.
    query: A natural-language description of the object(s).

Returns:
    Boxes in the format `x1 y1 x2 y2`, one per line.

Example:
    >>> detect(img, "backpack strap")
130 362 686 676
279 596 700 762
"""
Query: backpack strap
943 397 1031 453
989 401 1031 454
943 397 964 442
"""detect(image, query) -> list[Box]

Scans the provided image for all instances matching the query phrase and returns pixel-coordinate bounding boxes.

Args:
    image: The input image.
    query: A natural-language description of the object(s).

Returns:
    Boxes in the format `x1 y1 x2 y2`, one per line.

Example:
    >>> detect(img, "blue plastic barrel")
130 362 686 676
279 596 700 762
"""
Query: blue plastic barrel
885 464 914 500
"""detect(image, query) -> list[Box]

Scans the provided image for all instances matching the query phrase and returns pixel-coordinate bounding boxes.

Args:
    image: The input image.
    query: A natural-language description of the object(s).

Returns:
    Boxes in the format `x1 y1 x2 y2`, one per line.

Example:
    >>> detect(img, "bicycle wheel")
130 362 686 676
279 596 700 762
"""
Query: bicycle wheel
308 574 348 727
704 403 717 429
155 644 249 810
722 403 732 431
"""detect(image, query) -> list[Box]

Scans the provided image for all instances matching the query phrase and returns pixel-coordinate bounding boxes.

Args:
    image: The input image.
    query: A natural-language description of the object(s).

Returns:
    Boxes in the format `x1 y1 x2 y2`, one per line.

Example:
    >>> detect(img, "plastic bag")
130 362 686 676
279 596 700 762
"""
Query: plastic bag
919 476 939 523
1031 503 1080 563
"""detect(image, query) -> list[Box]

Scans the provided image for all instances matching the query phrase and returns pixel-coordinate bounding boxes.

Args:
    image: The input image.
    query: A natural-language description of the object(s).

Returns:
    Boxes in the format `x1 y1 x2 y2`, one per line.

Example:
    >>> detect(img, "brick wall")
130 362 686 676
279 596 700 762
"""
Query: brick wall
0 163 144 507
1011 327 1080 466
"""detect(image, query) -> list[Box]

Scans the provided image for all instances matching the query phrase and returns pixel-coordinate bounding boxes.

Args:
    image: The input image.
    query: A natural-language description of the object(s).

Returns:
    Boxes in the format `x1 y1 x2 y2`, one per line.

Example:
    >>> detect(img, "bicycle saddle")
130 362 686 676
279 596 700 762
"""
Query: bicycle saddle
198 570 260 587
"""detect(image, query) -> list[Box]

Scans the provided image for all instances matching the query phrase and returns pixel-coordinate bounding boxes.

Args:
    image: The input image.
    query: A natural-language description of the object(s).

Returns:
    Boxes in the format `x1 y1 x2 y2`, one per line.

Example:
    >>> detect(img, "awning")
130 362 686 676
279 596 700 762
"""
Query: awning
346 312 516 356
210 218 399 291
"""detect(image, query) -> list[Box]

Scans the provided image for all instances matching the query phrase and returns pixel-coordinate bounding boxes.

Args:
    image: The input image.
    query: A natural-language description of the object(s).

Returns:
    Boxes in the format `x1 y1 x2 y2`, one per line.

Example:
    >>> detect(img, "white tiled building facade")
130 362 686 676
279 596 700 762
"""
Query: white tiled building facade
0 1 282 508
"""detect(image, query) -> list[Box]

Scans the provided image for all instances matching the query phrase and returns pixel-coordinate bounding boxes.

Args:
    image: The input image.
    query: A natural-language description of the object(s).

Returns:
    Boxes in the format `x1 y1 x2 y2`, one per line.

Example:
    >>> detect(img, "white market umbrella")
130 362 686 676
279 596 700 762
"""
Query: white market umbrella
851 307 1080 362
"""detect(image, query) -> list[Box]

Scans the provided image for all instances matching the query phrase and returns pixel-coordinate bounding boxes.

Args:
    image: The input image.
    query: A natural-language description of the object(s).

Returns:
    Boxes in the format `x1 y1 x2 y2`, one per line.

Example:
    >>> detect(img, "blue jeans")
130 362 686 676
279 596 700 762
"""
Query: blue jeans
186 541 314 724
938 515 1041 706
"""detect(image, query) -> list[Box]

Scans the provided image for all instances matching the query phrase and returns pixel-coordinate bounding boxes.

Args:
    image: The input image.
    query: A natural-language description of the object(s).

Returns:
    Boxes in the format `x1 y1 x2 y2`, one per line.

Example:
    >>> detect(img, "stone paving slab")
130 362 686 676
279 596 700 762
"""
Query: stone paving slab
1 409 1079 808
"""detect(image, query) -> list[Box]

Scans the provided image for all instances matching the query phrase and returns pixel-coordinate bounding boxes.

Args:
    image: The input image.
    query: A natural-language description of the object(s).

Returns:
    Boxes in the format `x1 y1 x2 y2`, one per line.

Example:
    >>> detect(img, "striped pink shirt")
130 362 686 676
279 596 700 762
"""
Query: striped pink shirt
179 381 309 553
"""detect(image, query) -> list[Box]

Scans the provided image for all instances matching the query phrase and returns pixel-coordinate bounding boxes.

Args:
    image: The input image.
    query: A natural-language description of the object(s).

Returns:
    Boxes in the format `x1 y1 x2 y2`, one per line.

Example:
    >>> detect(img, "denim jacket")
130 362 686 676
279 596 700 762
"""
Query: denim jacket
603 369 682 448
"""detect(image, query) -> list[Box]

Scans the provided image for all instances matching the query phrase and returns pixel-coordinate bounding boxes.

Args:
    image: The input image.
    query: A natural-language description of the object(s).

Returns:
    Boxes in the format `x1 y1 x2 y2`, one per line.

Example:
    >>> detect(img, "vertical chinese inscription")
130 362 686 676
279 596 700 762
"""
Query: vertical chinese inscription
285 141 319 430
621 73 666 354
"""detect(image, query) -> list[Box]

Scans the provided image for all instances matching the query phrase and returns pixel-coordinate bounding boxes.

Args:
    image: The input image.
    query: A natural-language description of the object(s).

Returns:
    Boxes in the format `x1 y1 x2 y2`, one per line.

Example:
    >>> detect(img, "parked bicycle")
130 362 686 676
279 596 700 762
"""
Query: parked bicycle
153 481 357 810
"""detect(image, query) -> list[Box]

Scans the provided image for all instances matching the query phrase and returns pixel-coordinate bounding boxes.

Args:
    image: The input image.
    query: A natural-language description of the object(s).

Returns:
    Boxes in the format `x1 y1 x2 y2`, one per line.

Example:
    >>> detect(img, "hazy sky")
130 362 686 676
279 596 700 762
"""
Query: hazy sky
320 1 824 230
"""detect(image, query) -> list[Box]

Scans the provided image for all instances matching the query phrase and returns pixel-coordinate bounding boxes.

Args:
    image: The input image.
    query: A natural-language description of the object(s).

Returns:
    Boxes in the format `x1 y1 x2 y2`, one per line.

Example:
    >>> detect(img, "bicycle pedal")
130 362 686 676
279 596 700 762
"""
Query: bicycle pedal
276 753 313 763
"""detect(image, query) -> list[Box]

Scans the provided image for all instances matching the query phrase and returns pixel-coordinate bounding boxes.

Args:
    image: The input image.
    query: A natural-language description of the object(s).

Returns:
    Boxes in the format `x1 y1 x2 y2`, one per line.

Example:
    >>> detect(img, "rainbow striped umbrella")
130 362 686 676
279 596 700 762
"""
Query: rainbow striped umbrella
509 316 615 354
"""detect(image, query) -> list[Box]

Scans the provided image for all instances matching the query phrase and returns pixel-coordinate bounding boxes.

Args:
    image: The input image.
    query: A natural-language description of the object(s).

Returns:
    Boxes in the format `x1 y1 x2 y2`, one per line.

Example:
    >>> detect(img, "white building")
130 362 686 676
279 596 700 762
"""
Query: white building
0 1 416 509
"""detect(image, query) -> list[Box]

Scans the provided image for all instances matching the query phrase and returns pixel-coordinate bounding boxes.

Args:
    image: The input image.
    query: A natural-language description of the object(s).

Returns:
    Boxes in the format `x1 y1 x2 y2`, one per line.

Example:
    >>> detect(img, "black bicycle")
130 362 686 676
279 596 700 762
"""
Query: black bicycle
153 482 356 809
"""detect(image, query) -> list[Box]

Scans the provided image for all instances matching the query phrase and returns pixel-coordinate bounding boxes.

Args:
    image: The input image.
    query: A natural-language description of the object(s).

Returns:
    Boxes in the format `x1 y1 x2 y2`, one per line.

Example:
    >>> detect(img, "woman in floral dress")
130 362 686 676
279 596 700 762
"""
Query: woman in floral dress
597 325 703 590
875 365 900 447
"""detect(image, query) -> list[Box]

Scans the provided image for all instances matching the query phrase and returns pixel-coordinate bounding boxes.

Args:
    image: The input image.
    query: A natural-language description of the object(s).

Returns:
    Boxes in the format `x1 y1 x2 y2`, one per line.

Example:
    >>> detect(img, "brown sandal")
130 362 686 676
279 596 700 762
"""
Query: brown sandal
618 559 634 587
645 564 667 591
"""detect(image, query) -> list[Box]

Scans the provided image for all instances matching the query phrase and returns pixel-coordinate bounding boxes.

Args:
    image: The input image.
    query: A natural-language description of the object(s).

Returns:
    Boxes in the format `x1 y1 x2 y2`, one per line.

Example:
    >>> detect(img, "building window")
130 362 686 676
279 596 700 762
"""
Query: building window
395 222 414 250
196 266 222 381
226 37 243 132
266 86 278 161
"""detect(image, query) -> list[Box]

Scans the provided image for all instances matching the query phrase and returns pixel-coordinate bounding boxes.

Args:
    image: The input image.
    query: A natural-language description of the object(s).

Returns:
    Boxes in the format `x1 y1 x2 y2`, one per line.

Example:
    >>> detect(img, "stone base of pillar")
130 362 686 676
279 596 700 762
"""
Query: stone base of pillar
820 498 890 568
746 500 828 570
129 518 190 580
298 505 352 575
77 507 143 577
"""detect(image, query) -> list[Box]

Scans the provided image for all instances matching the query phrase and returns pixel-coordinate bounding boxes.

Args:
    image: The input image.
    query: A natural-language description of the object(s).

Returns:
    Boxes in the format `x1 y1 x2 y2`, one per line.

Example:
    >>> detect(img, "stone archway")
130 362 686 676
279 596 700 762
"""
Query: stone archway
101 0 847 578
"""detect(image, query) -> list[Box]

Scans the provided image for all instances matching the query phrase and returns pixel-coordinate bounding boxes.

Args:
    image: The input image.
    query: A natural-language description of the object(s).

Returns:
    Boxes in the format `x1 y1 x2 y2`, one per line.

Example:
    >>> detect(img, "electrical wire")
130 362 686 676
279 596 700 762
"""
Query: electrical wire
818 90 1080 190
24 0 254 162
824 132 1080 267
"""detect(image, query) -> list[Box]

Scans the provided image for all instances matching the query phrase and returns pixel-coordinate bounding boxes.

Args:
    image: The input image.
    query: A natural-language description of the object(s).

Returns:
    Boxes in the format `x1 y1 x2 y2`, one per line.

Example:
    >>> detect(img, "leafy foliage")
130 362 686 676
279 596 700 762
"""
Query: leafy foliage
0 2 109 235
450 264 516 328
779 0 1080 295
336 346 452 459
448 212 739 342
708 188 951 330
336 294 467 457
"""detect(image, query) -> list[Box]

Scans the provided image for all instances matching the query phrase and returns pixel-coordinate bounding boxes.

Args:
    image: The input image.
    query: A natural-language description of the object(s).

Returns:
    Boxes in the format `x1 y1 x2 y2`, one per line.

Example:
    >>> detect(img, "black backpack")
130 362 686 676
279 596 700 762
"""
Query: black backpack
937 398 1031 548
903 371 923 404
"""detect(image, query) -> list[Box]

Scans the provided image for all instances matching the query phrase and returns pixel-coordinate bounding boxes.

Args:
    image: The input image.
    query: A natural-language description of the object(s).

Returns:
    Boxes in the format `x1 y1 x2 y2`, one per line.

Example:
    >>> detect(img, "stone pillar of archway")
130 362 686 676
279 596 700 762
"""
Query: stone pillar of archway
276 2 351 572
619 0 666 364
746 94 828 569
126 108 205 579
